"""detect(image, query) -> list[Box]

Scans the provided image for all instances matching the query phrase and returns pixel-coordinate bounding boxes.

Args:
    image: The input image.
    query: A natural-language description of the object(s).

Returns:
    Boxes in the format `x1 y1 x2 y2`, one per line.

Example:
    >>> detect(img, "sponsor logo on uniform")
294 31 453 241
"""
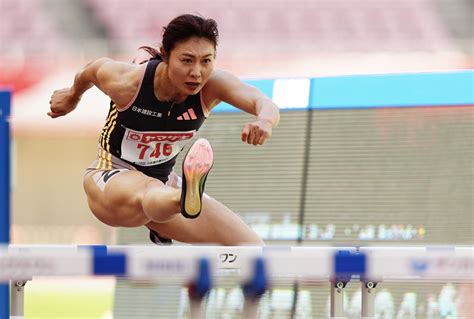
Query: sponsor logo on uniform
177 108 197 121
132 106 162 118
126 131 194 143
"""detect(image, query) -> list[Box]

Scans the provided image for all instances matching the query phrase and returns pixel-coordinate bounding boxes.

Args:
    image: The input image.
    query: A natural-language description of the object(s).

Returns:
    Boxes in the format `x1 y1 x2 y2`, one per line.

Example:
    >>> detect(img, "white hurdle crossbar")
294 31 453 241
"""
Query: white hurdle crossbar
1 245 473 318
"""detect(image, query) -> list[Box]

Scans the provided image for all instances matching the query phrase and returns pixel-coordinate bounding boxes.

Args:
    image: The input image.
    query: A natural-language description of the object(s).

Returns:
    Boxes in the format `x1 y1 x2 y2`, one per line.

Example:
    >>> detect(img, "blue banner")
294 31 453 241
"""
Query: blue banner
212 70 474 112
0 89 11 319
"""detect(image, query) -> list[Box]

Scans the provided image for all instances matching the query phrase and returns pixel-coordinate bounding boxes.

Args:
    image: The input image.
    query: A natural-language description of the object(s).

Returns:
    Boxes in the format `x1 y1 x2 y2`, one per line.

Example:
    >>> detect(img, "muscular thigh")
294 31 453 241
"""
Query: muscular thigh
84 169 162 227
148 194 264 246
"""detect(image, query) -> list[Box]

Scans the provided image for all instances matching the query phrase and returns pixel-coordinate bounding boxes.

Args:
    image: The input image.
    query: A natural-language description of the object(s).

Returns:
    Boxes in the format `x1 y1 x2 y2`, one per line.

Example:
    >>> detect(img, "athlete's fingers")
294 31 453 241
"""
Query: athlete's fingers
257 131 269 145
252 129 262 145
48 88 79 118
241 124 250 142
247 126 257 144
260 132 268 145
47 111 58 118
47 110 66 118
254 126 269 145
243 122 272 145
48 103 65 115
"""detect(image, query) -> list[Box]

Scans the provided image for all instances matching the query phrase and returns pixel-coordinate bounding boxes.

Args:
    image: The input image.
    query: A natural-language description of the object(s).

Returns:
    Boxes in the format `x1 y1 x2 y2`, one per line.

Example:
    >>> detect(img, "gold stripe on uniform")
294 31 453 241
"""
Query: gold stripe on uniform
96 149 105 170
104 107 118 127
107 152 112 170
103 110 118 170
100 106 118 150
97 104 118 170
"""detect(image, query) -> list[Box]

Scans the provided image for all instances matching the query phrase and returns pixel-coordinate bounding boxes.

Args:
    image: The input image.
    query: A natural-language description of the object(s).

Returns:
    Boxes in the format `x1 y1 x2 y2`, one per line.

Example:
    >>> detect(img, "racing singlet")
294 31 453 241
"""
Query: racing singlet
97 57 208 180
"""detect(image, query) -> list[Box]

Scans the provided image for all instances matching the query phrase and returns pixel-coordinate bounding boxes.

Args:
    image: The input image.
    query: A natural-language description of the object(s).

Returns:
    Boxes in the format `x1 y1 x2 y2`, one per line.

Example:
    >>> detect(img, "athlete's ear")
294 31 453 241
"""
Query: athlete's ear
160 47 169 63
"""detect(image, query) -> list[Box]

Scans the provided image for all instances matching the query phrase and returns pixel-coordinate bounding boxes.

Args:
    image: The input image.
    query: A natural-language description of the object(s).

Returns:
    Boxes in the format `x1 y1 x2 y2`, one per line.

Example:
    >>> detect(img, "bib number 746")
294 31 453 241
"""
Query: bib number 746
137 143 172 160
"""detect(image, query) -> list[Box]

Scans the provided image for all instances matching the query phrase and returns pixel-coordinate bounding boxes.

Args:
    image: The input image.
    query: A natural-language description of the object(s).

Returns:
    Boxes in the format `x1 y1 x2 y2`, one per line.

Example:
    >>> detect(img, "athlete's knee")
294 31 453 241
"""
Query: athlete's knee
141 186 180 222
97 180 145 224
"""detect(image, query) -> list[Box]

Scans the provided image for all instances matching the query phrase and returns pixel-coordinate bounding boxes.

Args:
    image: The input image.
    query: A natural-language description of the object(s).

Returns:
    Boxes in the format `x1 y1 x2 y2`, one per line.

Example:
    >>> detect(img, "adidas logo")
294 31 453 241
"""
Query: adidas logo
177 108 197 121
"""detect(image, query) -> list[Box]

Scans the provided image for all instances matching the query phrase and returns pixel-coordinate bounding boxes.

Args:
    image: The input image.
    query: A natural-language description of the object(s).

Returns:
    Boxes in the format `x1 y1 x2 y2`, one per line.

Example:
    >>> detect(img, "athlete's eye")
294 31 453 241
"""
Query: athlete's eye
182 59 193 64
203 59 212 64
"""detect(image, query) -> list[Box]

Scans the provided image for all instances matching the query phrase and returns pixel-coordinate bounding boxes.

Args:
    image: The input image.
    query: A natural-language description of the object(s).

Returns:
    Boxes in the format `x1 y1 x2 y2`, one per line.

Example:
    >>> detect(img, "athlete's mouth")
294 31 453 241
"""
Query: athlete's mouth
185 82 200 89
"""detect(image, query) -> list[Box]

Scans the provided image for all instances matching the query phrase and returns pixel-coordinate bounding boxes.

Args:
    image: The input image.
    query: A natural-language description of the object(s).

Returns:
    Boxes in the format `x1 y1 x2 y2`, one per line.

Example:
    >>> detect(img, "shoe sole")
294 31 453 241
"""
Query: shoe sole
181 138 213 218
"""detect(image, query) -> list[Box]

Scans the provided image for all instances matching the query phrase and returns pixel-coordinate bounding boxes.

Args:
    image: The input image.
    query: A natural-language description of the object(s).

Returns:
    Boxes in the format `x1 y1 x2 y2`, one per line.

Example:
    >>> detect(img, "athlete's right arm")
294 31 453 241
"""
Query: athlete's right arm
48 58 135 118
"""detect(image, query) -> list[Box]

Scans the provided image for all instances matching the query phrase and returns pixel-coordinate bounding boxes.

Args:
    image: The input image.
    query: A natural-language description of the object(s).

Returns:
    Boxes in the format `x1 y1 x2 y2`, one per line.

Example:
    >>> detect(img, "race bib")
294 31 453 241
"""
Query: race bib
121 127 195 166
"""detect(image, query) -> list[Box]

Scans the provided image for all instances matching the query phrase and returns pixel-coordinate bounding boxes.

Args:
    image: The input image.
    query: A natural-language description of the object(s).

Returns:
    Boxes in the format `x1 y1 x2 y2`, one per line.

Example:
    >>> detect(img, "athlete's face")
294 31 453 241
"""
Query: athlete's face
167 37 215 96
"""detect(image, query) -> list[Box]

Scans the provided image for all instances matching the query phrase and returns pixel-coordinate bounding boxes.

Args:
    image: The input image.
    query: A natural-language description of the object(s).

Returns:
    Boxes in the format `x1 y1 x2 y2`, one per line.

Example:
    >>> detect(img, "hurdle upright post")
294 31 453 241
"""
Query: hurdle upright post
361 280 377 318
10 280 27 318
0 90 12 319
330 279 346 317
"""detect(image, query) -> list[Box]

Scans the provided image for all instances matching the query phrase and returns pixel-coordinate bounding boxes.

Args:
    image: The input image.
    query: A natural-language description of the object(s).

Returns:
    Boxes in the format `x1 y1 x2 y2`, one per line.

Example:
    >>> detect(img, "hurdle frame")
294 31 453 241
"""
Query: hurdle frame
2 245 472 318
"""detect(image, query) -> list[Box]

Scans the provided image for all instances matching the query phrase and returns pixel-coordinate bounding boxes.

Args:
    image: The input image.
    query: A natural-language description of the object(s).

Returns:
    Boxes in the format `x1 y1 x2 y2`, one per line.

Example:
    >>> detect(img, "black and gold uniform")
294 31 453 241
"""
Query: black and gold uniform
95 57 208 182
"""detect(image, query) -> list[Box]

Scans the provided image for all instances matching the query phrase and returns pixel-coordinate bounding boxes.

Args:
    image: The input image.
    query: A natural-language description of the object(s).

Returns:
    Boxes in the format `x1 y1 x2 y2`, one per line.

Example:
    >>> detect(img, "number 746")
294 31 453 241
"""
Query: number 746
137 143 173 159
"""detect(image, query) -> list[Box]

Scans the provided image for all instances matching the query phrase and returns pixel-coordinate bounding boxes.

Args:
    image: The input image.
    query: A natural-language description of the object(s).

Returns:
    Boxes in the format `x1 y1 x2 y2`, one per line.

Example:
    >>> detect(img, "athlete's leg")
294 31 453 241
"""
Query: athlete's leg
83 169 182 226
146 193 264 245
86 169 264 317
84 138 213 226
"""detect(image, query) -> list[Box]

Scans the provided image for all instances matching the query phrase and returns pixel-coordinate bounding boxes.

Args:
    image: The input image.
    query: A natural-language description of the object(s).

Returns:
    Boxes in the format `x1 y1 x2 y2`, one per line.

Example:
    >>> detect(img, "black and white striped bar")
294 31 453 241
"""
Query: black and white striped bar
1 245 472 282
1 245 472 318
0 246 360 282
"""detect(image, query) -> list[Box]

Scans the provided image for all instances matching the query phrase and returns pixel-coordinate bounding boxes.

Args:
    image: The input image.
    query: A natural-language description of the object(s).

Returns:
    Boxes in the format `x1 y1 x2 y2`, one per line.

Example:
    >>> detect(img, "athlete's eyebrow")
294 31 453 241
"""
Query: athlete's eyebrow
180 53 214 58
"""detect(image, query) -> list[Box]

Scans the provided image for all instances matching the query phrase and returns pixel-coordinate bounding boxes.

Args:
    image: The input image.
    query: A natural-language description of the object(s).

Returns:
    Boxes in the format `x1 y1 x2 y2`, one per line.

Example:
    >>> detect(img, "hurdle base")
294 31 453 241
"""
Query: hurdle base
10 279 29 318
330 280 347 318
361 280 378 318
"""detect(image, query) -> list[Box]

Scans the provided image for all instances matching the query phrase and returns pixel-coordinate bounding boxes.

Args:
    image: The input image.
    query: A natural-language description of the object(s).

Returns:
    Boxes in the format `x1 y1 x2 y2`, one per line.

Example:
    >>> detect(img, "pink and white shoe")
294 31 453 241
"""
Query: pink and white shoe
181 138 214 218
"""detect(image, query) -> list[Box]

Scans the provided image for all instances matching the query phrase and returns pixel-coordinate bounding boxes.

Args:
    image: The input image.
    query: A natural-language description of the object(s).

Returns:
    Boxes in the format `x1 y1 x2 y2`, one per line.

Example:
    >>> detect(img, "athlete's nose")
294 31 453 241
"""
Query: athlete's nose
189 64 202 79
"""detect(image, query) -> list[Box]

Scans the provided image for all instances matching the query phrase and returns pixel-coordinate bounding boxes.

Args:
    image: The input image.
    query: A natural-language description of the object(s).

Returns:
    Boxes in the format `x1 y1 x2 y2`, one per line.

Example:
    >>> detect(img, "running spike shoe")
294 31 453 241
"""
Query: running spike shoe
180 138 214 218
147 227 172 245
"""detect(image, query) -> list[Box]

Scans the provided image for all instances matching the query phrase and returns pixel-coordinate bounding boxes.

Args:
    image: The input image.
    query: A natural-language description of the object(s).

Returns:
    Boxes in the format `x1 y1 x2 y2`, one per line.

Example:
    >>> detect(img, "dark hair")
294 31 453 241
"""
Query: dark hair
138 14 218 60
163 14 218 56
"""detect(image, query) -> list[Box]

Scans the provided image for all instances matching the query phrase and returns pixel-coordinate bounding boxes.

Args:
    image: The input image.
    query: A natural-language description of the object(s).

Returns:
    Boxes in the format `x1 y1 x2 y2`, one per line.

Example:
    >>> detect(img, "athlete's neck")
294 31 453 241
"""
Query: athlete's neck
154 63 187 104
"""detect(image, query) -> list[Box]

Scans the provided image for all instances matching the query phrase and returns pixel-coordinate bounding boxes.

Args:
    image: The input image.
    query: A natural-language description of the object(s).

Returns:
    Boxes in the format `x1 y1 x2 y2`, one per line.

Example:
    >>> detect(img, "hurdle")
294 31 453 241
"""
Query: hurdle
1 245 472 318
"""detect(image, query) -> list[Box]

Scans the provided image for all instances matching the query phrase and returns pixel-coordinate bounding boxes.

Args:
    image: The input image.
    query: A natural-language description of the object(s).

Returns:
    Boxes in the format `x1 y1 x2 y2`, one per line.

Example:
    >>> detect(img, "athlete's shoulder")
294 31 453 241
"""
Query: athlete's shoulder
204 69 240 96
95 60 147 108
200 70 241 110
207 69 238 83
97 58 143 78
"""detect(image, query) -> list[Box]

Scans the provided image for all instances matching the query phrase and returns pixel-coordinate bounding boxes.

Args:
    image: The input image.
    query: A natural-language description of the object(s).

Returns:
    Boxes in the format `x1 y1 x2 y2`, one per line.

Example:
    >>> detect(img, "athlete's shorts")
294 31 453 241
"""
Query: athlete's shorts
84 146 182 191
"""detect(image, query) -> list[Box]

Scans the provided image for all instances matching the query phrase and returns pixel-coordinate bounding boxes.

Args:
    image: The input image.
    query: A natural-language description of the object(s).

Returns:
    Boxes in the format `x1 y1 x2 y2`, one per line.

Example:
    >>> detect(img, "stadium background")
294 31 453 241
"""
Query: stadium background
1 0 472 318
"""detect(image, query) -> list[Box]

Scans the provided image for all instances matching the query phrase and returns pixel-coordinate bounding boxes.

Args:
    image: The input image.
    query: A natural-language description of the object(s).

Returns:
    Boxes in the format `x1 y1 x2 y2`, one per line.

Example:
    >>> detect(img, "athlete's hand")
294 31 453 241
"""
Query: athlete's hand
241 119 273 145
48 88 81 118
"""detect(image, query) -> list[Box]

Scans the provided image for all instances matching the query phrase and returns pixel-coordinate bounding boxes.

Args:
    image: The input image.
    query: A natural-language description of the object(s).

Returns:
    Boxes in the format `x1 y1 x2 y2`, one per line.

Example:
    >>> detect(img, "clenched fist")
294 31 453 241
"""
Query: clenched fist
241 119 273 145
48 88 81 118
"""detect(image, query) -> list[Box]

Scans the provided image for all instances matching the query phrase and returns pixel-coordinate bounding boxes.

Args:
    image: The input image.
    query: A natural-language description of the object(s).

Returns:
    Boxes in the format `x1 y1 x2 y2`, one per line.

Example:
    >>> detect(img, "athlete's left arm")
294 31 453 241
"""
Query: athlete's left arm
205 70 280 145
